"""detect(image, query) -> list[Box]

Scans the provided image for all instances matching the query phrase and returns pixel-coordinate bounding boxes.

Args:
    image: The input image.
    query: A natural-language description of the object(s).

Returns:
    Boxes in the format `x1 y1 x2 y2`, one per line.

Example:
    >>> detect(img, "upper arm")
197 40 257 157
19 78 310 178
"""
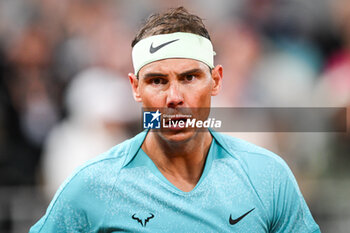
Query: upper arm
270 161 320 233
29 161 117 233
29 172 98 233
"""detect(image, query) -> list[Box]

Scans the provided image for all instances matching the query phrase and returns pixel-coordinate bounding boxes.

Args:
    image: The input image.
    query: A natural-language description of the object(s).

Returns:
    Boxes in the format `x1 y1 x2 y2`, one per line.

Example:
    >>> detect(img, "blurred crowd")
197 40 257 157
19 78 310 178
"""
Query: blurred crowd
0 0 349 232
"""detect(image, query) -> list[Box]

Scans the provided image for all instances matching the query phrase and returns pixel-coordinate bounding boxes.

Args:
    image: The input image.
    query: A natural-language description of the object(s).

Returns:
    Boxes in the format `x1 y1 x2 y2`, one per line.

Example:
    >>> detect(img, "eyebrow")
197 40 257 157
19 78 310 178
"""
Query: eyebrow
178 68 203 77
142 72 168 79
142 68 203 79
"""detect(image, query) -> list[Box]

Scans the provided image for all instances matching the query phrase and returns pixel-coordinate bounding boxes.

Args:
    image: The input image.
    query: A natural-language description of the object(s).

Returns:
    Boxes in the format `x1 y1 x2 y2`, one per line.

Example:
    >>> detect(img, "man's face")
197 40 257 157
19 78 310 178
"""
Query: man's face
129 58 222 142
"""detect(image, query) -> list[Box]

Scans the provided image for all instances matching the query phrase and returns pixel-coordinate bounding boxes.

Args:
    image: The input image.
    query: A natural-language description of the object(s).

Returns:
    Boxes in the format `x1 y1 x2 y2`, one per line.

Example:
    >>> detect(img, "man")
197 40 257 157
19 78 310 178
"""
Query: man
30 7 320 232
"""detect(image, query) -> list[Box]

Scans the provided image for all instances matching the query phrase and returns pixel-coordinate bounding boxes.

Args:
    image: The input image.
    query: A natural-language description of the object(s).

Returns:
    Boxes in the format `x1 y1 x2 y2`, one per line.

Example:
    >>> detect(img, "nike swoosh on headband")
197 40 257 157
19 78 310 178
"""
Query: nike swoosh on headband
149 39 179 54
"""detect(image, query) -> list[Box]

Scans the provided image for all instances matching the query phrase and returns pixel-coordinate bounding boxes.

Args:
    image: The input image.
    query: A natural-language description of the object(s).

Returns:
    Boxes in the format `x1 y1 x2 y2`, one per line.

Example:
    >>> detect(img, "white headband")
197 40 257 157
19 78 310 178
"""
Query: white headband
132 32 215 75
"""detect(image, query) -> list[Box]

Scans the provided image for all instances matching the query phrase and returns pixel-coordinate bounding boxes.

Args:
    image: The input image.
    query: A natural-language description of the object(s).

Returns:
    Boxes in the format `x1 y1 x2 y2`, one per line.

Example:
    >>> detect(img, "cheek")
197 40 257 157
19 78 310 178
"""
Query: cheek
141 87 166 106
185 81 213 106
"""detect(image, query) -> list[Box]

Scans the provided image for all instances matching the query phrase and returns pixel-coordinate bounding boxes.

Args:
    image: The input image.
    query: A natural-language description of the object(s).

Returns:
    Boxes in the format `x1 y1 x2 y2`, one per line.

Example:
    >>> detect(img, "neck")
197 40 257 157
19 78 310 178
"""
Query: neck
142 130 212 192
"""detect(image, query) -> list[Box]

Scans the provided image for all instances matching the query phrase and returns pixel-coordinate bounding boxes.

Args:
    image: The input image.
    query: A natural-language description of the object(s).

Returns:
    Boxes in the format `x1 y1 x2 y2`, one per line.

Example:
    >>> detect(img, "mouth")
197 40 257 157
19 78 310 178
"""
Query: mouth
165 117 188 123
163 117 190 130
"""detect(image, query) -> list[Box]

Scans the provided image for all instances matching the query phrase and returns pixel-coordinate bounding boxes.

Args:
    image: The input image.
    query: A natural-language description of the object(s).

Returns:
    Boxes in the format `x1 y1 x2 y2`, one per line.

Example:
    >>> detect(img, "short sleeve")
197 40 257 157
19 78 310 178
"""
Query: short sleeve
29 160 116 233
270 161 321 233
29 184 91 232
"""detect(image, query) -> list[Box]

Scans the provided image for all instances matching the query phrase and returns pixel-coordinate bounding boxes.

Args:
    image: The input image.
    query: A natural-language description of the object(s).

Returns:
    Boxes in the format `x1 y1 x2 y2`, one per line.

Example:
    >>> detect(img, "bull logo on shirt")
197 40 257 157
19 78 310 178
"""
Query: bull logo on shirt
132 213 154 227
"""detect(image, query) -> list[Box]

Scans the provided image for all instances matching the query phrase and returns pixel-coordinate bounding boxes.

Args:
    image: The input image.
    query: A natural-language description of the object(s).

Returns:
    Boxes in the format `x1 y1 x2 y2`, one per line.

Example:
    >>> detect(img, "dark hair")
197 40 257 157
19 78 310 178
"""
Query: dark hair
131 6 211 47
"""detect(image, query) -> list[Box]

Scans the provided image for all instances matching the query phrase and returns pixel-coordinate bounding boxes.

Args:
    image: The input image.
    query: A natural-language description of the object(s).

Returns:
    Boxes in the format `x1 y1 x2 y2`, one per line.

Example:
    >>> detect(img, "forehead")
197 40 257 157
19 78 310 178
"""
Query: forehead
138 58 209 76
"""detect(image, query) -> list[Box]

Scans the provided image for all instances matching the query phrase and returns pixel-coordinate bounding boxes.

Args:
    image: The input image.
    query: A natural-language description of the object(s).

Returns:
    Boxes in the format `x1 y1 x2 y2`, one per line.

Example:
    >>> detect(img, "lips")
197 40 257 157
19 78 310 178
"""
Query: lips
163 117 191 130
164 117 188 124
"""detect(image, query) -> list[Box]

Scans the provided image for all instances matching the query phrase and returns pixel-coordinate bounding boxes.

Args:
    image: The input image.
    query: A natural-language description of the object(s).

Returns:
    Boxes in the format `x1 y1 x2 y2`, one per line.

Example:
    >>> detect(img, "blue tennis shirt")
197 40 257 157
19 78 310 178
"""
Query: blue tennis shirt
30 130 320 232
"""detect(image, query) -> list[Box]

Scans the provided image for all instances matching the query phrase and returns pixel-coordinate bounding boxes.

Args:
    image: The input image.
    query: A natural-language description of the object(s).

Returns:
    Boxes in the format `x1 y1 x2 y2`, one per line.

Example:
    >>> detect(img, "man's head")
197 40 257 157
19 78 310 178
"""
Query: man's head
131 6 211 48
129 7 223 142
131 7 216 77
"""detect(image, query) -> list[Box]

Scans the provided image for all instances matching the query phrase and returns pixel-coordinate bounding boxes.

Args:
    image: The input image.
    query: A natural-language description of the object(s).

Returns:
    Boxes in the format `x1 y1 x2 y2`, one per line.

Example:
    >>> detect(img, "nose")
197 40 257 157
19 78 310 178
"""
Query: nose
166 82 184 108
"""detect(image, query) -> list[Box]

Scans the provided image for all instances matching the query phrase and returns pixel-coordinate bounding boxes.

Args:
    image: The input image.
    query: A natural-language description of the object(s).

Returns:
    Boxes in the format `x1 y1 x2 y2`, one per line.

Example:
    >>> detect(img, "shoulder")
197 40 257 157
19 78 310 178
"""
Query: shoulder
212 131 296 187
213 131 287 168
46 131 145 213
59 130 146 191
30 132 146 232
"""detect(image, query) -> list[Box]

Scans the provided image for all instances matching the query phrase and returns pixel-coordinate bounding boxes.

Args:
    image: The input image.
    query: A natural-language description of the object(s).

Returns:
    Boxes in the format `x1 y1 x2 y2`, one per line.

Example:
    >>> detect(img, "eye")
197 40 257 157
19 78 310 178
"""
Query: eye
150 77 167 85
152 78 161 84
185 75 196 82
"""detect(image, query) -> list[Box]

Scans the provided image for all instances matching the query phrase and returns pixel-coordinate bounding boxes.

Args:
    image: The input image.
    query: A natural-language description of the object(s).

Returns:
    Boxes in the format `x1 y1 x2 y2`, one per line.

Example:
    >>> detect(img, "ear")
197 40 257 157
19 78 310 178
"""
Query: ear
128 73 142 102
211 65 223 96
